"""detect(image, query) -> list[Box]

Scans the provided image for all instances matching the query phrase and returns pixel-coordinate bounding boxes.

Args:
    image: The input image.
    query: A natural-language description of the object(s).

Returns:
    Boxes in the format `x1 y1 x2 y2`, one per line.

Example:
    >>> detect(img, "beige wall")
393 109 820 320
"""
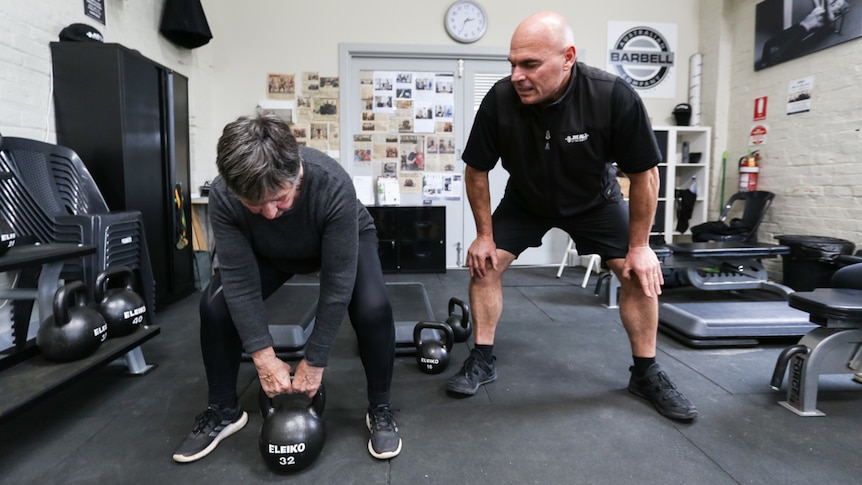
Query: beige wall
202 0 703 184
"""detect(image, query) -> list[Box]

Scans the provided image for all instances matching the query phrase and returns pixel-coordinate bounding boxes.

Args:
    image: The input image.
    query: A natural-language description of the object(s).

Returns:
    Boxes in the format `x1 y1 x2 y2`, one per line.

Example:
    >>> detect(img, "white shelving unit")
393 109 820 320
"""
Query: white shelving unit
651 126 712 245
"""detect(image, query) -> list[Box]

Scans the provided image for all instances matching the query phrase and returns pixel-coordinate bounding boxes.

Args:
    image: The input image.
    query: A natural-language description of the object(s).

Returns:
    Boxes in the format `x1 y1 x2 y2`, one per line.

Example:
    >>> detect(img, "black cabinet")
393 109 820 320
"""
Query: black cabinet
367 206 445 273
50 42 195 310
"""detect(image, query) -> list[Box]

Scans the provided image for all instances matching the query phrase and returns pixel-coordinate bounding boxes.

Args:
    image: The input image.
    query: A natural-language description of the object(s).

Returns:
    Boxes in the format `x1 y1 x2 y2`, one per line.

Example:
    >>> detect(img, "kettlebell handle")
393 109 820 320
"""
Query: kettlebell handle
258 381 326 419
52 280 87 326
413 320 454 351
448 297 469 325
95 265 135 301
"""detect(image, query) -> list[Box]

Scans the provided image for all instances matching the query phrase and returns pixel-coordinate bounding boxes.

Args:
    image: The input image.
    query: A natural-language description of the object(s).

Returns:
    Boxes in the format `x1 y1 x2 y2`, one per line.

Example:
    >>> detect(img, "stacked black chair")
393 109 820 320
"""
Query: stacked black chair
691 190 775 243
1 135 62 349
0 137 155 315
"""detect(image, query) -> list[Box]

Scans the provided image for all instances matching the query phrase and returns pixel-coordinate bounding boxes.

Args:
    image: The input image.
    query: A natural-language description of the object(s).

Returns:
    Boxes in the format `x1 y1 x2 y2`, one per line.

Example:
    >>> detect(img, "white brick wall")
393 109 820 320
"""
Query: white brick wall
696 0 862 279
0 0 214 179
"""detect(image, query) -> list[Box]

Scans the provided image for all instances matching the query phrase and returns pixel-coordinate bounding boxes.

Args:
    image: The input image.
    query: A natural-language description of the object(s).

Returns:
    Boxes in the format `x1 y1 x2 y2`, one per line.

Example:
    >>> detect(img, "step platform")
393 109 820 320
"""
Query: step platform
659 300 816 348
251 281 436 359
388 282 437 355
242 283 319 361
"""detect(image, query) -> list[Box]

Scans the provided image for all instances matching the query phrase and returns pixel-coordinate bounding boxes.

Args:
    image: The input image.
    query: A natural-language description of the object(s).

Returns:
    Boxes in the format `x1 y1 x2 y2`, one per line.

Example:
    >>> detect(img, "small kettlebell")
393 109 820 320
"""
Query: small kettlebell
37 281 108 362
95 266 148 338
446 297 472 343
413 321 454 374
258 383 327 474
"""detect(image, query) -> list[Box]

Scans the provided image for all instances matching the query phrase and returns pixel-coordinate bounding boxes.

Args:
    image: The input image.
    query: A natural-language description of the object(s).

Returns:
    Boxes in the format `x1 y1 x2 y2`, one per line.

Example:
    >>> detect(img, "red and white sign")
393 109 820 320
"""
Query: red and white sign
753 96 768 121
749 124 768 146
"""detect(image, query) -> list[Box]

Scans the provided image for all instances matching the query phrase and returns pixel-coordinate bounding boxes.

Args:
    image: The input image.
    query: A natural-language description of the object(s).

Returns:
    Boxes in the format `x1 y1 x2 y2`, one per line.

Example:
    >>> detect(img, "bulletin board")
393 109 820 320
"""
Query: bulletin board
352 70 462 204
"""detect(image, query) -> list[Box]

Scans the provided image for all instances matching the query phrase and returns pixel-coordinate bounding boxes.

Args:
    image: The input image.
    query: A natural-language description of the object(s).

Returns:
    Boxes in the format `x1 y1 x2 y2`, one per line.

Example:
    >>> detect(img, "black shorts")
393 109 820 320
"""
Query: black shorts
492 197 630 261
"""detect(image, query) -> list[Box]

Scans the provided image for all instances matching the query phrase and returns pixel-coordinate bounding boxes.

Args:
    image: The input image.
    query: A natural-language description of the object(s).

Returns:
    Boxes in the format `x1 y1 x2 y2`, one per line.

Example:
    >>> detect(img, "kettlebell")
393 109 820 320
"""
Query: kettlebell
258 383 327 474
0 213 15 256
37 281 107 362
446 297 472 343
95 266 148 338
413 320 454 374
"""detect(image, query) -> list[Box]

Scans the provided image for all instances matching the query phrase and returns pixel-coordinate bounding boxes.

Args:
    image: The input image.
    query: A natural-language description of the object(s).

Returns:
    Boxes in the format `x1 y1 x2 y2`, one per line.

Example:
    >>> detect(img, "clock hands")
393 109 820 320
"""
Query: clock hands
459 17 475 33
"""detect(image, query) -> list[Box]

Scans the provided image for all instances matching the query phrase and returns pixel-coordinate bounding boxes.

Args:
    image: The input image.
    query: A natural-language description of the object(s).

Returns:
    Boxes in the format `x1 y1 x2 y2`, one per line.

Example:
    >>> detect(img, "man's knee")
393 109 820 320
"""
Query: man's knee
470 250 515 284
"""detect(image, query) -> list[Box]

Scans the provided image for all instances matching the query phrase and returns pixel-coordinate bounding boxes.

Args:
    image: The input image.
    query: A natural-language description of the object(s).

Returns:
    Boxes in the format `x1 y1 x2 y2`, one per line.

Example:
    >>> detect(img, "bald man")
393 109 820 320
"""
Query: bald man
447 11 697 421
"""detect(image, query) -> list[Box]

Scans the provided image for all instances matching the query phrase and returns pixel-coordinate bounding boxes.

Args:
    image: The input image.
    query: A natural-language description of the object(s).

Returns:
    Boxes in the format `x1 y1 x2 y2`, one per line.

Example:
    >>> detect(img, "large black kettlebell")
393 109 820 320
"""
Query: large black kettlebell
37 281 107 362
446 297 472 343
258 383 327 474
0 213 15 256
413 321 454 374
95 266 148 338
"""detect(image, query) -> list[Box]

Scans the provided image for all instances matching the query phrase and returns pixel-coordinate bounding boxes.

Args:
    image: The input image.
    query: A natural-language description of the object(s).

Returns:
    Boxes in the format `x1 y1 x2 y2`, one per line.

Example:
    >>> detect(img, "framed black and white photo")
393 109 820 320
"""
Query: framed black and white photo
755 0 862 70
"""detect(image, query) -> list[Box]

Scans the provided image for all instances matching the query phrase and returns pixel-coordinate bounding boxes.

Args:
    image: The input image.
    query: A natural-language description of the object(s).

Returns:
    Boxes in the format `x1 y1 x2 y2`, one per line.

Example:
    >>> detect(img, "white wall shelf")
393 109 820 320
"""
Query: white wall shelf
651 126 712 245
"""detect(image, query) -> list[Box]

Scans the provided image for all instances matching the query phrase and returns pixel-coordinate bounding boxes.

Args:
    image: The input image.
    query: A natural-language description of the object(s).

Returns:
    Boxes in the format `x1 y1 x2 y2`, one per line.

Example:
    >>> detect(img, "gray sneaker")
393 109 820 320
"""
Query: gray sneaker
172 405 248 463
366 404 402 459
446 348 497 396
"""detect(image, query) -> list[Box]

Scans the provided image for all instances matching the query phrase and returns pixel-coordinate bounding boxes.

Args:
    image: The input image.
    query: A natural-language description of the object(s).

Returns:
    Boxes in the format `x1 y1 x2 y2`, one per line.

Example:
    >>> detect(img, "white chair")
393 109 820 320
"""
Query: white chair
556 237 602 288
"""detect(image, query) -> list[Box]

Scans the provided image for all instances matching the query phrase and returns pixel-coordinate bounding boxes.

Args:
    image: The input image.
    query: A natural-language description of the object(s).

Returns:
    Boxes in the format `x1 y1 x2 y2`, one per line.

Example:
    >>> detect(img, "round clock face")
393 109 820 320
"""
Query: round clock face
445 1 487 43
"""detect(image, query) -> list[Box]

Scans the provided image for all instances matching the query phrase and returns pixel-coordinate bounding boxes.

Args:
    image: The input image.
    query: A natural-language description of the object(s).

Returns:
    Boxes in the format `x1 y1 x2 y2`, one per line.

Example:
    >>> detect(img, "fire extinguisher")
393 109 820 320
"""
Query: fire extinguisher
738 151 760 192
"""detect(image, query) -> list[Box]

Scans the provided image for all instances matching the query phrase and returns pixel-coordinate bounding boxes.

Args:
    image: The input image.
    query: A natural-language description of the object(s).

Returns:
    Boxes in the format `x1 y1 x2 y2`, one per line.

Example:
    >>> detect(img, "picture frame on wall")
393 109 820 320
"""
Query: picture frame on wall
754 0 862 71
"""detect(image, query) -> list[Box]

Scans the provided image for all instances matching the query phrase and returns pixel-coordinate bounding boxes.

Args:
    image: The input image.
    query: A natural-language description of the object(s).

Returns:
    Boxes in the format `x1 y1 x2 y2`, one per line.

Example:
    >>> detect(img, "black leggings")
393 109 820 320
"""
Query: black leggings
200 237 395 408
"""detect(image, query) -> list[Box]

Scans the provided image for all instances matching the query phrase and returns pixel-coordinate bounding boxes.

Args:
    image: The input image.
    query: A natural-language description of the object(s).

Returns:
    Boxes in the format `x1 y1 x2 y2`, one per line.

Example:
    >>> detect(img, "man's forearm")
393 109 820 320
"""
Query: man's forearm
625 167 660 248
465 166 494 238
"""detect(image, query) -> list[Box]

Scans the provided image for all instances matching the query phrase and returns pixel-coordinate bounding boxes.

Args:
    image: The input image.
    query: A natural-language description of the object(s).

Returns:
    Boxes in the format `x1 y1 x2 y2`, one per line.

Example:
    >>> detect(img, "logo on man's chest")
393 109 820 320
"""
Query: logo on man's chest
564 133 590 143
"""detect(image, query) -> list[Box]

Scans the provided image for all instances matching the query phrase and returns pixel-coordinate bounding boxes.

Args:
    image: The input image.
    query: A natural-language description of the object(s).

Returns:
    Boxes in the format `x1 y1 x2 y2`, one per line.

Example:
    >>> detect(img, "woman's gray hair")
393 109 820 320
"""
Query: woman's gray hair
216 113 301 203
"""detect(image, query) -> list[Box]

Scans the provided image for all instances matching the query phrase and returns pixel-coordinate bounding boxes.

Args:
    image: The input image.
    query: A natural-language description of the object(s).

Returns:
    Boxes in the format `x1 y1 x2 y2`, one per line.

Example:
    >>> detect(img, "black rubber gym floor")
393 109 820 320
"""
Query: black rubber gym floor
2 266 861 484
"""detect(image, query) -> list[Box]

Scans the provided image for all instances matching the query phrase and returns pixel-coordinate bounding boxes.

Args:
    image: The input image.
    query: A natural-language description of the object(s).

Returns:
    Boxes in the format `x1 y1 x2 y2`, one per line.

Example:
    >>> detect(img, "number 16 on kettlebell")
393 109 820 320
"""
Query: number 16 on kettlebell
413 321 454 374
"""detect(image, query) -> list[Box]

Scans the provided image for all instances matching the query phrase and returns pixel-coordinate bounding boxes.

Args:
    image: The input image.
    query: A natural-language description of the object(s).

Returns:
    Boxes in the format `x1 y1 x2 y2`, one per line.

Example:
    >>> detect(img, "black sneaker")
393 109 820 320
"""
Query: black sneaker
628 364 698 421
172 405 249 463
365 404 402 459
446 348 497 396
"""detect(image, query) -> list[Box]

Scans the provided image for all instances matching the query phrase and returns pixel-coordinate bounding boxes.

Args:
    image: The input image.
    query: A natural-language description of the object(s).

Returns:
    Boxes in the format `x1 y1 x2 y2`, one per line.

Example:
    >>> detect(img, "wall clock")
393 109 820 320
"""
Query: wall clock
444 1 488 44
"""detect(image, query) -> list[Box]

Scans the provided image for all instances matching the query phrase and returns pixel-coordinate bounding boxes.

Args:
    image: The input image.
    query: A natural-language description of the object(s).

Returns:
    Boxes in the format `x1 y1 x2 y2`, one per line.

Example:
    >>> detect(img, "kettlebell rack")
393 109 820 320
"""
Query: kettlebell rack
0 243 160 422
0 324 160 421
